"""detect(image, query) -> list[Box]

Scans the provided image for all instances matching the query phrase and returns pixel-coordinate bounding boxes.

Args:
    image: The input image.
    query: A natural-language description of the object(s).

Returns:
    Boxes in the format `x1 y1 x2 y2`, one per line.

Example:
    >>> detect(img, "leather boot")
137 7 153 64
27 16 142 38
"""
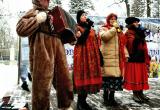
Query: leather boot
132 91 143 103
21 81 30 92
77 93 92 110
28 72 32 81
103 89 109 105
138 90 150 101
108 91 118 106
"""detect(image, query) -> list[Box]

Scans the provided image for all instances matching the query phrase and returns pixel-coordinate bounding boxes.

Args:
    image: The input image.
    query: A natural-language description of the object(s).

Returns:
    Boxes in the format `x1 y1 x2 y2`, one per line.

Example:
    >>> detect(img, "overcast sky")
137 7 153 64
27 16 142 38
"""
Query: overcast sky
2 0 127 17
62 0 127 17
1 0 127 38
92 0 127 17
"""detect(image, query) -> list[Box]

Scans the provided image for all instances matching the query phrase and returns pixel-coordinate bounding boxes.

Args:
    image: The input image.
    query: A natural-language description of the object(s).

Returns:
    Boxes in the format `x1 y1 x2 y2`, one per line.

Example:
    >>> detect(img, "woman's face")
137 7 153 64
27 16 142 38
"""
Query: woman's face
80 13 87 23
39 0 49 9
109 16 117 26
132 21 139 28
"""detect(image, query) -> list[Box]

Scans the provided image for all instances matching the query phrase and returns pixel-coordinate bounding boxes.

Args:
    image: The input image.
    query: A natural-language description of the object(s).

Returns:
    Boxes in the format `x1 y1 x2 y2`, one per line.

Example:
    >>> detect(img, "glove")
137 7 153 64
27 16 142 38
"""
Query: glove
76 31 81 38
36 11 47 23
86 18 94 27
113 21 122 33
112 21 119 28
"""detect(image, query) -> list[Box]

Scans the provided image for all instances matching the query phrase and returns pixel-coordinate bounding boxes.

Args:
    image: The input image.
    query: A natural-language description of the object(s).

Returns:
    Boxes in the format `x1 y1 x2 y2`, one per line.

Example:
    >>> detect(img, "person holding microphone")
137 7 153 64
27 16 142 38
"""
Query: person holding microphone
99 13 128 106
123 17 150 103
73 10 102 110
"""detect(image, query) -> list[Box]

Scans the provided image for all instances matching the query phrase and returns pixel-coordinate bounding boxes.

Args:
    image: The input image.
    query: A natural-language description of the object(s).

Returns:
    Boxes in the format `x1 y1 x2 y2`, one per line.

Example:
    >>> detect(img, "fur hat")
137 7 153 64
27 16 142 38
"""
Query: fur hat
32 0 50 9
125 17 140 25
76 10 86 23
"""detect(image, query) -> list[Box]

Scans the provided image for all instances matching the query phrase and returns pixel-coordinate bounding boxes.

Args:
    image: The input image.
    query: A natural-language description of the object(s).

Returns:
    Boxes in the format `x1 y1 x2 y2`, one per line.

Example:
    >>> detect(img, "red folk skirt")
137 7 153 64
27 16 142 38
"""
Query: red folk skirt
73 32 102 93
123 62 149 90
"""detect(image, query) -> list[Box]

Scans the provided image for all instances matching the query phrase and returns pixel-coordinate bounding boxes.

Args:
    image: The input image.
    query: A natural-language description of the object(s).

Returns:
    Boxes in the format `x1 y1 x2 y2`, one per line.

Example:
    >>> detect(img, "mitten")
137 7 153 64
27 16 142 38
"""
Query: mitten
112 21 119 28
36 11 47 23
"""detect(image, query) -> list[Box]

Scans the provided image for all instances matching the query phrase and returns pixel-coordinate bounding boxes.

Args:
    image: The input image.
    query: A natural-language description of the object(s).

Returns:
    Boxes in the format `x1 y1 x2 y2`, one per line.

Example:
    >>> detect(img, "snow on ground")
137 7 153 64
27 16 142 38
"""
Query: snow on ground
0 64 160 110
0 64 18 99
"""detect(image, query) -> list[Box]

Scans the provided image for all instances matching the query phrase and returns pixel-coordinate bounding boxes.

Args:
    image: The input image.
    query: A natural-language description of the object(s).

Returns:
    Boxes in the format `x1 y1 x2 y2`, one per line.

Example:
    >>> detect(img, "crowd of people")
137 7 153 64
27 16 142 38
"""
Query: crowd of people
145 28 160 78
145 28 160 43
15 0 157 110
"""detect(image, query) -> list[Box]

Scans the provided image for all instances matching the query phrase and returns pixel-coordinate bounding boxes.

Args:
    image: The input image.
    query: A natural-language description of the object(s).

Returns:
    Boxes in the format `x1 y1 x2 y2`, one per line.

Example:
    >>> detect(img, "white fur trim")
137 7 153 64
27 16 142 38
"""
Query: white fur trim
59 106 73 110
35 10 39 14
66 106 73 110
36 12 47 23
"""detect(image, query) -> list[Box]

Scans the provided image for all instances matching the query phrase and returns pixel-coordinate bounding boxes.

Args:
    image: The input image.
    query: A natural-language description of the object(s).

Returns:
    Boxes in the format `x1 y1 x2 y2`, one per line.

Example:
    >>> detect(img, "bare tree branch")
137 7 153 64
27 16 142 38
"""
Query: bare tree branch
107 0 125 7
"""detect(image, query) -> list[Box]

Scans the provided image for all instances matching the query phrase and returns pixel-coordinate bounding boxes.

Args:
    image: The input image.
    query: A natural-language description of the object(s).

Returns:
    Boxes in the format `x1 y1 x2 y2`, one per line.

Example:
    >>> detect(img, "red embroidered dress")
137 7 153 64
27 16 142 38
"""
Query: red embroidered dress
73 25 102 93
123 29 150 90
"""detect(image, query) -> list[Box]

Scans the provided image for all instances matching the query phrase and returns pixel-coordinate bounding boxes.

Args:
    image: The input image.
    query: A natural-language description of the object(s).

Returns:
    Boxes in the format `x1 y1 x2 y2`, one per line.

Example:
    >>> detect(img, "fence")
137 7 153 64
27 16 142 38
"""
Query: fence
0 48 18 65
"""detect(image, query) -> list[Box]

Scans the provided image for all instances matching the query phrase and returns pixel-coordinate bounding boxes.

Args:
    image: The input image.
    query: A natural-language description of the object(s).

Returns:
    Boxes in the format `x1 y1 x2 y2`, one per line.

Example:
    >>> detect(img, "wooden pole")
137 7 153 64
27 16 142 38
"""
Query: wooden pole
17 37 21 84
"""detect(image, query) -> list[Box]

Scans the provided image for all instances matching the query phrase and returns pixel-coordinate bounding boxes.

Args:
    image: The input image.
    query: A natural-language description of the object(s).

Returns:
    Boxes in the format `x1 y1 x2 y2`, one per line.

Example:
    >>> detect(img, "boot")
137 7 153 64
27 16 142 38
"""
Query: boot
21 81 30 92
132 91 143 103
28 72 32 81
22 103 30 110
138 90 150 101
108 91 118 106
103 89 109 106
77 93 92 110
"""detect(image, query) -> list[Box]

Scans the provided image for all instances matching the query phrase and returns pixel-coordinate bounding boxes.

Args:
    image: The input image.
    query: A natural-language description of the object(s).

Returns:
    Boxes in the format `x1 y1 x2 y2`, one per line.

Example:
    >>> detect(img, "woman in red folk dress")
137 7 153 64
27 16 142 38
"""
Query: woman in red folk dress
123 17 150 103
73 10 102 110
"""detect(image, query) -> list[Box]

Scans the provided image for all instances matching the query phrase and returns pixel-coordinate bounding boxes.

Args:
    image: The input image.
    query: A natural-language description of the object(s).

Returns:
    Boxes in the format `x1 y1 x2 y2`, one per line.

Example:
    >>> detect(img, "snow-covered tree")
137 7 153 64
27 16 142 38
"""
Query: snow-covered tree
0 1 13 49
131 0 145 17
0 19 13 49
69 0 94 14
124 0 130 17
152 0 160 18
49 0 62 9
146 0 151 17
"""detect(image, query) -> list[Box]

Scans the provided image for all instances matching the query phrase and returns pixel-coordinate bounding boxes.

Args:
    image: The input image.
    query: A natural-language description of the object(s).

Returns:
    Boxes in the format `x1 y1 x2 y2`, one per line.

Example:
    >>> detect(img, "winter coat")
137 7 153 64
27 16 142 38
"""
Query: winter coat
99 27 128 77
73 23 102 93
125 29 150 64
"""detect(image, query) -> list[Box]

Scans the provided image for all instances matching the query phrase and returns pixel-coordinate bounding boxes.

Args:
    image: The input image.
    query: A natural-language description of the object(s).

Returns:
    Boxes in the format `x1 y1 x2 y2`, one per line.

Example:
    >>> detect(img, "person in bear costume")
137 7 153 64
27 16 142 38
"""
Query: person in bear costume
16 0 73 110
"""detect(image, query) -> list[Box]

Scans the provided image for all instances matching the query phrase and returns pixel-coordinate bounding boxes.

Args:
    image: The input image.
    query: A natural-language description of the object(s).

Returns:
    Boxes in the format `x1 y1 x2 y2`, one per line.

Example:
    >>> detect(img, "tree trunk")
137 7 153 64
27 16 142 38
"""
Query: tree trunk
125 0 130 17
158 0 160 18
146 0 151 17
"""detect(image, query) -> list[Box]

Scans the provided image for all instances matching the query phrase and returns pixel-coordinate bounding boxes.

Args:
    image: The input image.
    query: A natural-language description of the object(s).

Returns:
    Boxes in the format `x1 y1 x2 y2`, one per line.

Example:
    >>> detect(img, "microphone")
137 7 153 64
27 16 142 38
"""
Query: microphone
86 18 94 27
113 21 122 33
116 27 122 33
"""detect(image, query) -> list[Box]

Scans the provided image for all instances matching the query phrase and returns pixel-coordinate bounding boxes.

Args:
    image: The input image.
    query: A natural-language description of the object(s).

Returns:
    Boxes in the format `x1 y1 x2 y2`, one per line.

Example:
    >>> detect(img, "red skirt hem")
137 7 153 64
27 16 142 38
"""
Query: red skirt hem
123 62 149 90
